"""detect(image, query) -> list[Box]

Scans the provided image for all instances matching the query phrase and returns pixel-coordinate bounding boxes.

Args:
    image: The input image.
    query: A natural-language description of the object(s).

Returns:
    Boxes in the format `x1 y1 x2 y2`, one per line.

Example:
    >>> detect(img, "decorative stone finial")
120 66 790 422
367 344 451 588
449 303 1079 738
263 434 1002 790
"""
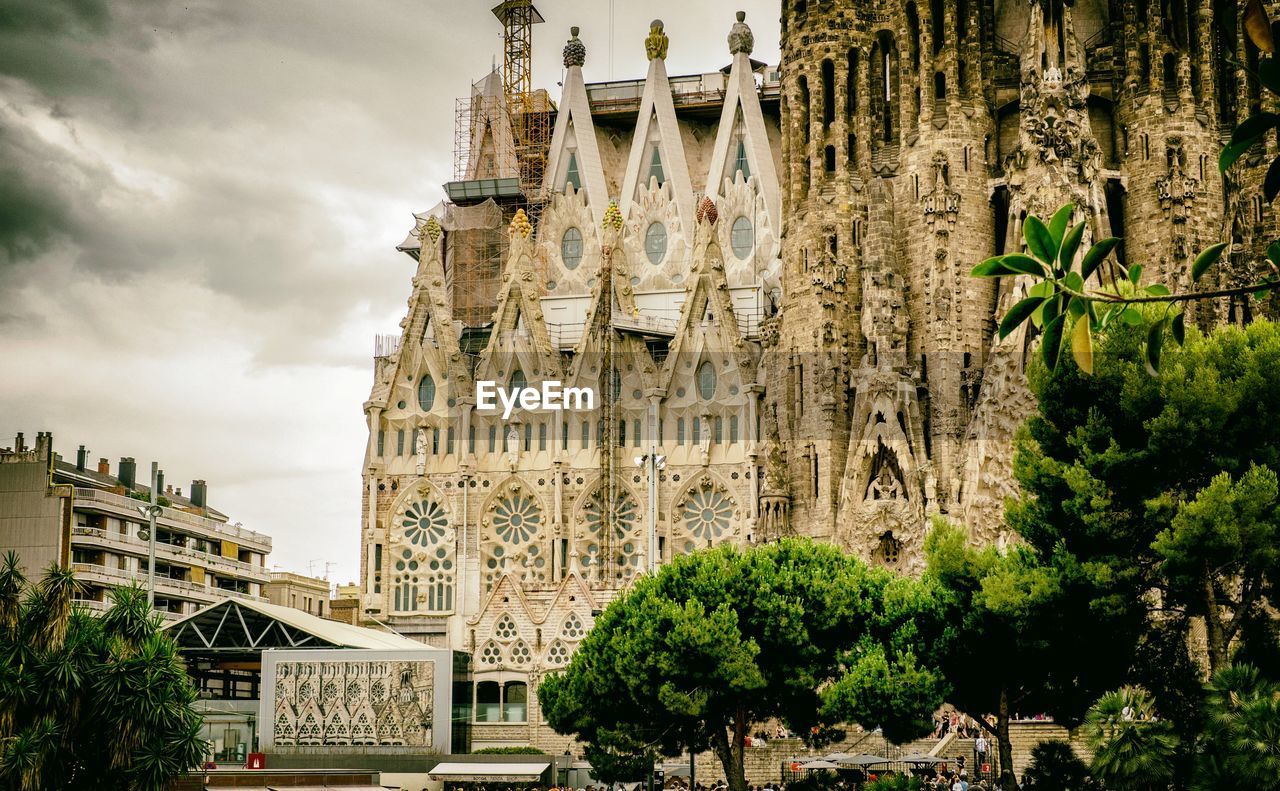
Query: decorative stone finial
696 196 719 225
563 26 586 68
645 19 669 61
510 208 533 238
602 200 624 232
728 11 753 56
424 216 442 244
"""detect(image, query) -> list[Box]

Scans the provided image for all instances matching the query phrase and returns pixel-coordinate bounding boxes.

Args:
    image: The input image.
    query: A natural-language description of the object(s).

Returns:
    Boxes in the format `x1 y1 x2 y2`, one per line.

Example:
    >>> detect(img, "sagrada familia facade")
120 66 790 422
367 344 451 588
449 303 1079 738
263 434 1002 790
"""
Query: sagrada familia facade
360 0 1265 748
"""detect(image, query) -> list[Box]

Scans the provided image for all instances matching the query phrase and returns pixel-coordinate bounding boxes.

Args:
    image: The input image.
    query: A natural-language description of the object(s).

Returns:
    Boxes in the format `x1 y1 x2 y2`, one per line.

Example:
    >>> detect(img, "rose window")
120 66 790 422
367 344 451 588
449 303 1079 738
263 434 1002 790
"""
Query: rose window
579 488 641 575
561 613 586 640
479 640 502 666
401 498 448 548
547 640 571 666
682 485 733 544
493 492 541 546
494 614 519 640
511 640 532 665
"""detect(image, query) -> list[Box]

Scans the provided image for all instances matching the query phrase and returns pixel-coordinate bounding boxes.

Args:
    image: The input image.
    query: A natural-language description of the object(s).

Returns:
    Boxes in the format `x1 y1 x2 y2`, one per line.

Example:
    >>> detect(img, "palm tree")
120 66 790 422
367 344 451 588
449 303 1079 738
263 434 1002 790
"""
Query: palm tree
1083 686 1178 791
1196 664 1280 790
0 560 206 790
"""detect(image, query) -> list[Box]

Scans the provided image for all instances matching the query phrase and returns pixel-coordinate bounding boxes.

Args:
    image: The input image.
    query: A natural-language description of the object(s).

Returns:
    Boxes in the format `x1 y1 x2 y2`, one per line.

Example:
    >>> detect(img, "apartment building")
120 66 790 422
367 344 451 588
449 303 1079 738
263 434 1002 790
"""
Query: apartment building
0 431 272 620
264 571 331 618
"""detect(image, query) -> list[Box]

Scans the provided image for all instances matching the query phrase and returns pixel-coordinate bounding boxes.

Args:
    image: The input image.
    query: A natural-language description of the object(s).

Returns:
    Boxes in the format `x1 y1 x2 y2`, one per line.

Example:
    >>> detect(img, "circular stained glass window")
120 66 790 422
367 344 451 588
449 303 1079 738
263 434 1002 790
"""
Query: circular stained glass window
561 227 584 270
683 486 732 542
417 374 436 411
645 222 668 265
730 216 753 259
401 498 448 547
493 492 541 545
697 361 717 400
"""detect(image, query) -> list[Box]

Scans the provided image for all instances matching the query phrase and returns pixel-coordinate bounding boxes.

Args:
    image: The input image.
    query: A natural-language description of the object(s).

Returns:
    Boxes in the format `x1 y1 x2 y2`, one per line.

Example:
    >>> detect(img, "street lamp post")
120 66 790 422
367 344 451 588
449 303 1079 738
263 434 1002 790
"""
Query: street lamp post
135 461 161 608
634 443 666 575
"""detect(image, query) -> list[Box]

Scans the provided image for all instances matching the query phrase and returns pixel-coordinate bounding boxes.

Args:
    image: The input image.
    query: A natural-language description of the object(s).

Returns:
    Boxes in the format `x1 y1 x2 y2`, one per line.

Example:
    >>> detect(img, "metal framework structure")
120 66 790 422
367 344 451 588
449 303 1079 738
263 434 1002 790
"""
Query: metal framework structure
492 1 552 216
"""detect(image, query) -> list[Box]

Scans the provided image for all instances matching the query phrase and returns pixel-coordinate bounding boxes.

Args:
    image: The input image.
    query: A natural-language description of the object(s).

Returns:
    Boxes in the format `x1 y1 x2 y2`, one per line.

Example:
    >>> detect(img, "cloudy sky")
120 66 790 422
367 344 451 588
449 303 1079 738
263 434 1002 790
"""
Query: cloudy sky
0 0 782 585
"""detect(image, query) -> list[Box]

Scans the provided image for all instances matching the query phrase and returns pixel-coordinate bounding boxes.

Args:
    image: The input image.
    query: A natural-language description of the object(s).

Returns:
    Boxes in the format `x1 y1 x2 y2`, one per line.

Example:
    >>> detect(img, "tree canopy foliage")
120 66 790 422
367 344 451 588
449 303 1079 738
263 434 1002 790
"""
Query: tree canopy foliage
539 540 948 791
0 554 205 791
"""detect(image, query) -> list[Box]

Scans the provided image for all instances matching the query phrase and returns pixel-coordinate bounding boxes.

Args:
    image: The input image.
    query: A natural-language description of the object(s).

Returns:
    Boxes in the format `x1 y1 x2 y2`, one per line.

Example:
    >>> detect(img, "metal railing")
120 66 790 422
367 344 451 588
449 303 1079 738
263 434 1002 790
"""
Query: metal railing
70 527 268 580
70 563 267 603
72 488 272 549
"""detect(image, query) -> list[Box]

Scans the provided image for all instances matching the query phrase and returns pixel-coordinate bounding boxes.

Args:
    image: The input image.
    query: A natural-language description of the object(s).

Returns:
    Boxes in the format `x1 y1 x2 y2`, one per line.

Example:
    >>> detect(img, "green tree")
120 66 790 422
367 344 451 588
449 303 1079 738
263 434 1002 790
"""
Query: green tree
1196 664 1280 789
0 554 205 791
1083 687 1179 791
1008 322 1280 675
924 523 1137 791
539 540 948 791
1153 466 1280 671
1022 741 1094 791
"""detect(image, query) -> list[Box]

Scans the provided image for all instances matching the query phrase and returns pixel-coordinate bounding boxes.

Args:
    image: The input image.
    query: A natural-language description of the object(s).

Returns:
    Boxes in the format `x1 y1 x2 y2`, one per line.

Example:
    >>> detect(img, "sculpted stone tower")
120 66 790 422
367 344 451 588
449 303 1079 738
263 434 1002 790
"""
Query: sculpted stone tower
768 0 1000 567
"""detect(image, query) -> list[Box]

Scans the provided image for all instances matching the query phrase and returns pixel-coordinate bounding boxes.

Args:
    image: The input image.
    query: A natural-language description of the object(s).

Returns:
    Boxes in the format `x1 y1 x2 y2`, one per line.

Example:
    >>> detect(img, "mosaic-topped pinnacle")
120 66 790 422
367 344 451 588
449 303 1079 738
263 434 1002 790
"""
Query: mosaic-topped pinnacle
645 19 669 61
563 26 586 68
728 11 753 56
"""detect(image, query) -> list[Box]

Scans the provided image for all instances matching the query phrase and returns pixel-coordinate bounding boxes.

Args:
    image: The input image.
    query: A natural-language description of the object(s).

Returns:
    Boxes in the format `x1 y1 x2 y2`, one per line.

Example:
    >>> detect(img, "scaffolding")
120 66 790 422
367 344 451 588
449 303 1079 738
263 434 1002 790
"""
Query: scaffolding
440 200 508 328
493 0 552 207
442 1 554 328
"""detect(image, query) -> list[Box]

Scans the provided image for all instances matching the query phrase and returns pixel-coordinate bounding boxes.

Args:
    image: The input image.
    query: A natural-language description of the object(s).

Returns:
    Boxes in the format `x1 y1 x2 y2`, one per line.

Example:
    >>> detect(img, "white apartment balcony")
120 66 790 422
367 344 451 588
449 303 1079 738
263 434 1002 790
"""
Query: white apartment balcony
70 563 267 606
73 597 186 622
72 487 272 553
70 526 270 583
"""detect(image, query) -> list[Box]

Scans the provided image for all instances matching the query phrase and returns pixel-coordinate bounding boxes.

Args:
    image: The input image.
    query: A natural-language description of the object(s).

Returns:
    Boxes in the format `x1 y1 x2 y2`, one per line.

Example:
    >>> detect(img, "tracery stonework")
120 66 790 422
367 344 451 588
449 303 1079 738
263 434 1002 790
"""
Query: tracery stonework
360 1 1272 750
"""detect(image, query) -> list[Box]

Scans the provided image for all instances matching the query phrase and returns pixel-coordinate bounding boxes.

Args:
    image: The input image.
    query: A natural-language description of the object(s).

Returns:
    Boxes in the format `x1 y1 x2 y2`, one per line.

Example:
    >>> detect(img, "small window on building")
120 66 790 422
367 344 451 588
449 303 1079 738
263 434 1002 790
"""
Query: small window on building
733 138 751 180
677 418 686 445
731 216 753 260
730 415 739 443
645 222 668 264
510 369 527 395
538 422 547 451
562 227 584 270
418 375 436 411
565 151 582 191
692 417 702 445
697 361 717 400
647 146 665 186
377 429 385 457
396 430 405 456
488 425 497 454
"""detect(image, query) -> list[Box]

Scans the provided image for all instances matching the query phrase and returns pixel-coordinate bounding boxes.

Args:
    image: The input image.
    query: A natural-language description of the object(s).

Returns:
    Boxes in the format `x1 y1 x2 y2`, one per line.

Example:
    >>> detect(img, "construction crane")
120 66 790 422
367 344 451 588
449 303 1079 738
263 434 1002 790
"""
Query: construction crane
491 1 551 215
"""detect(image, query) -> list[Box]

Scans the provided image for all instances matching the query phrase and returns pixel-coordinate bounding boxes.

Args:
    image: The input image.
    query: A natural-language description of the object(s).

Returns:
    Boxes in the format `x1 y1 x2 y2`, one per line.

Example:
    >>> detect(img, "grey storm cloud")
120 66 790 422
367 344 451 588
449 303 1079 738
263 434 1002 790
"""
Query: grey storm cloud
0 0 781 583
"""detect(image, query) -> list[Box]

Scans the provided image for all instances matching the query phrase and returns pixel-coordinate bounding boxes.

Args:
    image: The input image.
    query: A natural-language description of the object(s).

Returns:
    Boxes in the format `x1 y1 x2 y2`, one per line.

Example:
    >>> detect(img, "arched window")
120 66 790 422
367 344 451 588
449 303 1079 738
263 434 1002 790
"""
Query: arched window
935 72 947 102
565 151 581 191
417 375 436 411
733 137 751 180
697 361 717 400
647 146 665 186
822 59 836 125
931 0 945 54
798 76 811 150
503 682 528 722
645 222 668 264
846 49 859 123
476 680 501 722
906 4 920 69
510 369 527 396
730 216 754 259
1163 52 1178 96
561 227 583 269
824 145 837 172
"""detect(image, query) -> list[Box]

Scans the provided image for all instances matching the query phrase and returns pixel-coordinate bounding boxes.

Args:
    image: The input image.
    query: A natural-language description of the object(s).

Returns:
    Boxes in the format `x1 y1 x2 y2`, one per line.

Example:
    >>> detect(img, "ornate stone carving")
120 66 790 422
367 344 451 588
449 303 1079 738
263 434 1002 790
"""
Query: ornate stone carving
644 19 668 61
563 26 586 68
727 11 753 56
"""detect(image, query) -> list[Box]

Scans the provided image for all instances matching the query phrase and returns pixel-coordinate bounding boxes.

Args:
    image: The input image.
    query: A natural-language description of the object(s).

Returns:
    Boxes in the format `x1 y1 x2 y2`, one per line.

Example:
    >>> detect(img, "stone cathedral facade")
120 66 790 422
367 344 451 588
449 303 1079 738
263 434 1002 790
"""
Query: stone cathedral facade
361 1 1271 748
